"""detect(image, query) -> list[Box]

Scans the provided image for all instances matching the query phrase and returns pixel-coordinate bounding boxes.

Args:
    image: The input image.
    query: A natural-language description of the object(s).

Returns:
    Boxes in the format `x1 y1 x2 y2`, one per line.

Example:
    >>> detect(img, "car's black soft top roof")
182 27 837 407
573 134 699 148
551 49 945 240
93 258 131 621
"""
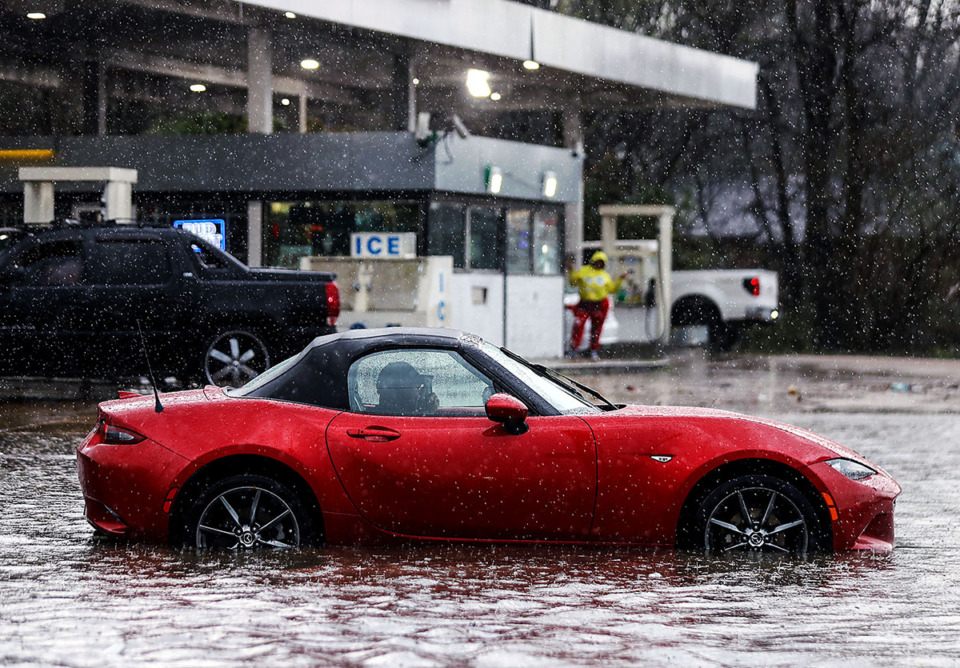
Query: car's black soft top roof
231 327 485 410
301 327 481 355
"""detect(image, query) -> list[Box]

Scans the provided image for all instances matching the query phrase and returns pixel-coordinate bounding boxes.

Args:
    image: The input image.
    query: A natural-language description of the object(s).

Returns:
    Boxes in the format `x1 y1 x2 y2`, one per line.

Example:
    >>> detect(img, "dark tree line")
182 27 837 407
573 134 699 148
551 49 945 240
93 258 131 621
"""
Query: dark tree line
538 0 960 352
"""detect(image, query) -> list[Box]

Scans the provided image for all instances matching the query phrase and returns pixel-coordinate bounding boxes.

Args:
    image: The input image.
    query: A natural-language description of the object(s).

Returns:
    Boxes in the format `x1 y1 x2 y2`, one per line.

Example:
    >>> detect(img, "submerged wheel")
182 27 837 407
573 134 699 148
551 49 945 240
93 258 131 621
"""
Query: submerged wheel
203 329 270 387
694 474 827 555
186 474 313 549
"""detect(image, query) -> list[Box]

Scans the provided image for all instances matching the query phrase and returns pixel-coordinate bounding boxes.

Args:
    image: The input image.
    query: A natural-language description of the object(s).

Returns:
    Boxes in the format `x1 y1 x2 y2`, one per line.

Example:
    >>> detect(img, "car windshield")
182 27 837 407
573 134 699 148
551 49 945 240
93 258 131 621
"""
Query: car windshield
482 343 602 414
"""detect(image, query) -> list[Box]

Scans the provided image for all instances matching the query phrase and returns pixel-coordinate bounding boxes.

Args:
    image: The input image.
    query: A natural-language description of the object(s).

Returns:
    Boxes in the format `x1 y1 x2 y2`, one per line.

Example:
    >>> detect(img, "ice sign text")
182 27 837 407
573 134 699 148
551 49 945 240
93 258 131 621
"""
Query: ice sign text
350 232 416 259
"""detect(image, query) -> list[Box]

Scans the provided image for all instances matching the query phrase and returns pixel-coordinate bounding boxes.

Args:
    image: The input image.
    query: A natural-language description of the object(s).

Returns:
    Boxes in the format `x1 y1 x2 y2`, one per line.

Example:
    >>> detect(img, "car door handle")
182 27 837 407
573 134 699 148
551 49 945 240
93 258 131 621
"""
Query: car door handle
346 427 401 442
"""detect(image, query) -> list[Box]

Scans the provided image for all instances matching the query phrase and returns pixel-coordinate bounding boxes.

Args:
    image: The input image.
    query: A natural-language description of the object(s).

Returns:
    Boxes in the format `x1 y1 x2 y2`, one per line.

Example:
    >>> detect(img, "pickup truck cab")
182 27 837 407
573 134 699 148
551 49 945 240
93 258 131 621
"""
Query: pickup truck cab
0 221 339 386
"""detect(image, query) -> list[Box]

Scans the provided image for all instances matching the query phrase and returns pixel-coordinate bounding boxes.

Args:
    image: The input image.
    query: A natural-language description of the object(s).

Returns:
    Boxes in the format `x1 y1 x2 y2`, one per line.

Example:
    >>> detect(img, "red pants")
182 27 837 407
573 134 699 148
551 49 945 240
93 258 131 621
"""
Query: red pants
570 299 609 351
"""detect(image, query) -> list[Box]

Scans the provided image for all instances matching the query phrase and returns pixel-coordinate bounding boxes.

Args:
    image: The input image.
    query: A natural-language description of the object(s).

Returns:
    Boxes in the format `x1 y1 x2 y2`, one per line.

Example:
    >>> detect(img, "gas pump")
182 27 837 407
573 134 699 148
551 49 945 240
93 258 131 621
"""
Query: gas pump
587 205 674 345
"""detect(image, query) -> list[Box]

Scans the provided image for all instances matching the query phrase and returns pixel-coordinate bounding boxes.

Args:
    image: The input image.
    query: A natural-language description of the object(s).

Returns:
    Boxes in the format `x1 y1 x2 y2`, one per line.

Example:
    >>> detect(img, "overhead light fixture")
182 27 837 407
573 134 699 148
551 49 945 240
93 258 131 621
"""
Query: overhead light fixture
300 59 320 70
523 60 540 70
189 84 206 92
466 69 492 98
485 165 503 194
412 77 420 85
281 98 291 106
490 92 502 101
284 11 296 18
27 12 46 19
542 171 558 198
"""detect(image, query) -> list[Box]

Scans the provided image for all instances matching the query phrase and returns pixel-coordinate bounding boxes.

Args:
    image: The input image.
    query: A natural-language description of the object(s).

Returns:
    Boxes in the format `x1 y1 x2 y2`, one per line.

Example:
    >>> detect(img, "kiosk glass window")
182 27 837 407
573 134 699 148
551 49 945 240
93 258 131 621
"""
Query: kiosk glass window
427 204 466 269
264 200 419 268
533 209 561 275
506 209 532 274
467 207 499 271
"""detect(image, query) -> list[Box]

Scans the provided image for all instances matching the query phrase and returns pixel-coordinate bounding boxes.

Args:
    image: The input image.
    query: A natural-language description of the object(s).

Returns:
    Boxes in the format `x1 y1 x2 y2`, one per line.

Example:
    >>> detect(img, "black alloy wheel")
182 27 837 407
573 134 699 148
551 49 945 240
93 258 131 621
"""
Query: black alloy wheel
203 329 270 387
695 474 827 555
186 474 314 550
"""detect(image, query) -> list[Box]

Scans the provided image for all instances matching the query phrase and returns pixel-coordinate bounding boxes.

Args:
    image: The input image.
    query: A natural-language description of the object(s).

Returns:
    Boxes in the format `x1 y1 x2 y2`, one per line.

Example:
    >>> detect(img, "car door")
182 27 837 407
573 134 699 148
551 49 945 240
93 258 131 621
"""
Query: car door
325 347 597 541
0 234 86 375
81 232 179 377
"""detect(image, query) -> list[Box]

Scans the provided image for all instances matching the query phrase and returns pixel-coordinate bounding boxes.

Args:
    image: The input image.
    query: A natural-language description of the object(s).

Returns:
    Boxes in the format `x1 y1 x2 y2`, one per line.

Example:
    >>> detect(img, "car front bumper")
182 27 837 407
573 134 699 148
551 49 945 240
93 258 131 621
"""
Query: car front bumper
804 460 902 552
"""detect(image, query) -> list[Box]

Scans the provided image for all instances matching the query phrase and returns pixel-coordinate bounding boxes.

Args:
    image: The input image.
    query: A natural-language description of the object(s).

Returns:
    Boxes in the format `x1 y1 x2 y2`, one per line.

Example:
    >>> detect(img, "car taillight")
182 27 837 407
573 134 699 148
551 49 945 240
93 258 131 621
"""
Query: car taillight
99 423 146 445
743 276 760 297
326 283 340 326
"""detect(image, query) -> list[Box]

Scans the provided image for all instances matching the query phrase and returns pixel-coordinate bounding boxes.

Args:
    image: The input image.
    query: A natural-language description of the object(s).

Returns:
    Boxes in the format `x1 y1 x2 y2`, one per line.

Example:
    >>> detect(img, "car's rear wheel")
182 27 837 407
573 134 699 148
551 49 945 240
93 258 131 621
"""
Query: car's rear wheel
202 328 270 387
185 474 314 549
694 474 827 555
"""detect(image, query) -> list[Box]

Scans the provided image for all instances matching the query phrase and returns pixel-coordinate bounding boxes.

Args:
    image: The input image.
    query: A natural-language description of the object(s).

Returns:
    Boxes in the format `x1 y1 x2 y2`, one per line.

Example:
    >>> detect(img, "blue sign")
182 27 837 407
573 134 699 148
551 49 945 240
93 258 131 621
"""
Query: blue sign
174 219 226 251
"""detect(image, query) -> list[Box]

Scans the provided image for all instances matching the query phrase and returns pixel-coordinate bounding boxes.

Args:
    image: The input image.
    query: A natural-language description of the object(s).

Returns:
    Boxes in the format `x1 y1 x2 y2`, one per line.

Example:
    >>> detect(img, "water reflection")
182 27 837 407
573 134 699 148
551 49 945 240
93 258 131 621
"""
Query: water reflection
2 413 959 665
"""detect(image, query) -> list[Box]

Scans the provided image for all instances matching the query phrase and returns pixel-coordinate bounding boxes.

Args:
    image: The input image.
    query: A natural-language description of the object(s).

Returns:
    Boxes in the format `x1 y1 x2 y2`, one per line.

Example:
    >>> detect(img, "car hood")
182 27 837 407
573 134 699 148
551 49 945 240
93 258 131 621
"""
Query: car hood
600 404 875 468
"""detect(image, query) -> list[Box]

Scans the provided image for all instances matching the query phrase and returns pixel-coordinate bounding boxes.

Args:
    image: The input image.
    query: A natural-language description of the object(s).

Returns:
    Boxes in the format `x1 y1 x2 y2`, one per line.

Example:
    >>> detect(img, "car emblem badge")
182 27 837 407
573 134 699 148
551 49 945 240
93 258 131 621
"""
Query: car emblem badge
651 455 673 463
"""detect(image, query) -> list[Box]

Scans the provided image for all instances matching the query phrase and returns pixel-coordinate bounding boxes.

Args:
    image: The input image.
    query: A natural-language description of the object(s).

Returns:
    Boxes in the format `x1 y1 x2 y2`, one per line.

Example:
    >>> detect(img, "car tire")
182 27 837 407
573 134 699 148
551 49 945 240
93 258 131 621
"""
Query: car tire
692 474 828 555
184 474 316 549
201 328 270 387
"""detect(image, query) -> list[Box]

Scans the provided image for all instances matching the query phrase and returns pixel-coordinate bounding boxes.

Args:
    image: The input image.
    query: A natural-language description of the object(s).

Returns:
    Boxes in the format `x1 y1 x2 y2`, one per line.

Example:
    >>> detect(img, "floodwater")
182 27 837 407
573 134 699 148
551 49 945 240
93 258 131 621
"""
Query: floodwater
2 401 960 665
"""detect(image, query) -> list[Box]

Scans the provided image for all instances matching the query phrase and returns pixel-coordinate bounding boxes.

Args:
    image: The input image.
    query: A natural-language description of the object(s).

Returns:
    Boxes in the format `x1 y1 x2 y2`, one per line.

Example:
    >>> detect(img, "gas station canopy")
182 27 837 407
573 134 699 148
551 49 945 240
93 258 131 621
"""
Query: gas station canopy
245 0 759 111
1 0 758 137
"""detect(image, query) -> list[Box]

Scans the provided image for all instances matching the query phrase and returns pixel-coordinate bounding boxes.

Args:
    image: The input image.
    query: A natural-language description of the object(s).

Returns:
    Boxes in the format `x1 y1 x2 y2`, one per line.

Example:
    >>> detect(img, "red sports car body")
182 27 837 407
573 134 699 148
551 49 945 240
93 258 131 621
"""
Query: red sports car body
77 328 900 554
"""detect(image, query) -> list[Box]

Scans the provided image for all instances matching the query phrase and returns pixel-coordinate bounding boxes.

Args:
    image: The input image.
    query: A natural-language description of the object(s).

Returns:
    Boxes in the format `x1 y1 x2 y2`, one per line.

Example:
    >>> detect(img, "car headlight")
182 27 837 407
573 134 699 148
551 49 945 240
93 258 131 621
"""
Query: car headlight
826 458 876 480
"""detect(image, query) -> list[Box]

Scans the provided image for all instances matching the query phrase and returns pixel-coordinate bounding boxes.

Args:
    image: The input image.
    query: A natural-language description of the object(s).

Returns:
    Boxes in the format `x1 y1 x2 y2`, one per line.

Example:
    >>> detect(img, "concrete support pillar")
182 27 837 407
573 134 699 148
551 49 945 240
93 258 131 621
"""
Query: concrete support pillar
391 52 416 132
247 200 263 267
103 180 133 221
657 210 673 345
298 94 308 134
81 60 107 136
562 108 584 263
246 28 273 134
20 166 138 225
23 182 55 224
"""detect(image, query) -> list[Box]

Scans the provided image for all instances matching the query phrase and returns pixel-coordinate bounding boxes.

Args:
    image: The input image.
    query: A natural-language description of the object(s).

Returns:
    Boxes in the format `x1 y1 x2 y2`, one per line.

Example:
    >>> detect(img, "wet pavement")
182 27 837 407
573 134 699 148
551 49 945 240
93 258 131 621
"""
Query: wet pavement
2 354 960 666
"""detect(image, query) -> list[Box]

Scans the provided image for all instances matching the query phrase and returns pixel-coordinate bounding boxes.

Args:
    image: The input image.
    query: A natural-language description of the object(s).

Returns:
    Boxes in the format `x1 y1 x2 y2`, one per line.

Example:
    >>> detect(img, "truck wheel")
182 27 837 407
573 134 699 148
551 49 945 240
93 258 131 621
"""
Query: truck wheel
202 328 270 387
708 323 740 353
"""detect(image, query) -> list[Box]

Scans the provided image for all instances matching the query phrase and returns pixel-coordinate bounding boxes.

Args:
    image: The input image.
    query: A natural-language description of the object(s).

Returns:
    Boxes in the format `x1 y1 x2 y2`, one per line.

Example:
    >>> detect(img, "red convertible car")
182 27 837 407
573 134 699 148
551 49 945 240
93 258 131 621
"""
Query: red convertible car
77 328 900 554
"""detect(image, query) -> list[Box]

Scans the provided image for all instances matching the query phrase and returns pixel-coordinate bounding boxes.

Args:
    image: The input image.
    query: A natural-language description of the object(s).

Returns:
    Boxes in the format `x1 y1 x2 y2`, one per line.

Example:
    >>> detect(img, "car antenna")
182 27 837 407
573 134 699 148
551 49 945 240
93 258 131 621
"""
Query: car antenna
136 320 164 414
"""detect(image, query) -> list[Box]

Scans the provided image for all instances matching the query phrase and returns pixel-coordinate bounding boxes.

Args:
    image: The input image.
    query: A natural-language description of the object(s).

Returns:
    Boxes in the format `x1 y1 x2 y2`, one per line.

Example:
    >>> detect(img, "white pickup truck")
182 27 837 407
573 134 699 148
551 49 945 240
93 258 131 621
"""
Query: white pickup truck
669 269 780 351
568 268 779 352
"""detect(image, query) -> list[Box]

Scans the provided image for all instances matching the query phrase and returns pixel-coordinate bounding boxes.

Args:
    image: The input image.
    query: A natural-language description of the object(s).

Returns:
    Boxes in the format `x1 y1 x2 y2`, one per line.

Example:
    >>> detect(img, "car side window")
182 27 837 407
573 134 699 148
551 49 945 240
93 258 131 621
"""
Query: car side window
14 240 83 287
347 349 495 417
87 239 171 286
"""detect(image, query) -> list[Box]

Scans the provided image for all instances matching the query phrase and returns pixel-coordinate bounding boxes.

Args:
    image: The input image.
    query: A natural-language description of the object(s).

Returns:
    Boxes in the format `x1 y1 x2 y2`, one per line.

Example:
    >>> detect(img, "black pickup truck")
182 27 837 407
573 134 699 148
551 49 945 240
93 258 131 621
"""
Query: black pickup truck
0 221 339 387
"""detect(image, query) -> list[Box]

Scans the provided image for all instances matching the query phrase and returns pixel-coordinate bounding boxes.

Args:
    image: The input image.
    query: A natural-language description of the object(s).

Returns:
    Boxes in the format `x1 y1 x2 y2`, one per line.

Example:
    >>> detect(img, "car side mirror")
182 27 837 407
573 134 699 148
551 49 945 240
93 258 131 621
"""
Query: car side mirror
485 393 529 435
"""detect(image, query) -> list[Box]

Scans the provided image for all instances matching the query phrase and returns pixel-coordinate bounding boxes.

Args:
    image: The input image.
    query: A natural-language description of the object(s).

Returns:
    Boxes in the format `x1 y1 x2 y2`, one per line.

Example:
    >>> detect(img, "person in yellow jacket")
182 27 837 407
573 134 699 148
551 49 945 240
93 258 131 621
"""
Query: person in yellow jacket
566 251 627 360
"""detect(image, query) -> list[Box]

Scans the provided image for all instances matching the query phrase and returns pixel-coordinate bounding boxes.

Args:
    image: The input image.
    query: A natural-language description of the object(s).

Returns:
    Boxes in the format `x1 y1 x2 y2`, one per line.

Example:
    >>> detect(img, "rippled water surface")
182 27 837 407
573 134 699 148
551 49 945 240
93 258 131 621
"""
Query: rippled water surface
2 409 959 666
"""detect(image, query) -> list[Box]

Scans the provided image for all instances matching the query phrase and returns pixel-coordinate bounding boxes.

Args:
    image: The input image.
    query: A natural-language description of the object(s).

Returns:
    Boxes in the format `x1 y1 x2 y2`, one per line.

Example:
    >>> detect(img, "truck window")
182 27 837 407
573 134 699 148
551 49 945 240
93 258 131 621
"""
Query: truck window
87 239 171 286
15 240 83 287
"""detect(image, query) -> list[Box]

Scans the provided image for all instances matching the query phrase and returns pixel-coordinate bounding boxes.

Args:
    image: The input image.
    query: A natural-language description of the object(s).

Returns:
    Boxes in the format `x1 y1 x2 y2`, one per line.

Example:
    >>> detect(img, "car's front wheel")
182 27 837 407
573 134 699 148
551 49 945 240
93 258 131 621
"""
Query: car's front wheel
202 328 270 387
693 474 828 555
185 474 315 549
